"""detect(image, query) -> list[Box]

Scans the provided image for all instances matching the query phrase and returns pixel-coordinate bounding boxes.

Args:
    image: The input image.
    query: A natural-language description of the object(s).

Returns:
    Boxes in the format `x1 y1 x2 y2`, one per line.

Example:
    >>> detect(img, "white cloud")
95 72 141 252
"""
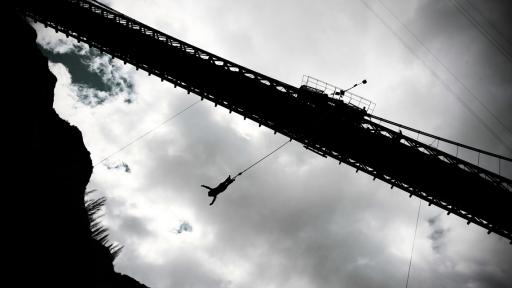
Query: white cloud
34 22 89 54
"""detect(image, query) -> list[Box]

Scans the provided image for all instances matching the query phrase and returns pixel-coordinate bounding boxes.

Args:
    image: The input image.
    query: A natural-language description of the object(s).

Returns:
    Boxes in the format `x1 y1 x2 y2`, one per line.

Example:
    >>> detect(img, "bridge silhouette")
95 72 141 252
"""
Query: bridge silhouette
16 0 512 242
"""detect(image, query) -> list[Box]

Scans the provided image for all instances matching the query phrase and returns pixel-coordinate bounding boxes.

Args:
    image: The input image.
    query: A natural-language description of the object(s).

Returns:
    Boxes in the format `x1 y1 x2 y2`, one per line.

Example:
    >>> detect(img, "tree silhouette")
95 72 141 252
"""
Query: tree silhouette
85 190 123 261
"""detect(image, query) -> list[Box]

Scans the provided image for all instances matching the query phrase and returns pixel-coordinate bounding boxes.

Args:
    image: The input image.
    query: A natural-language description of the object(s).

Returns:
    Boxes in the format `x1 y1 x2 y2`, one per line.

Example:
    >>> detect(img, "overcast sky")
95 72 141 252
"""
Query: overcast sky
34 0 512 287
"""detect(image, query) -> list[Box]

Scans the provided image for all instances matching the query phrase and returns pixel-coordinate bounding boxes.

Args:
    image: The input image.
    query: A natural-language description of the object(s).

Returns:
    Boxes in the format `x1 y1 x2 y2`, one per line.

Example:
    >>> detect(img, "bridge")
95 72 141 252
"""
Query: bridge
16 0 512 242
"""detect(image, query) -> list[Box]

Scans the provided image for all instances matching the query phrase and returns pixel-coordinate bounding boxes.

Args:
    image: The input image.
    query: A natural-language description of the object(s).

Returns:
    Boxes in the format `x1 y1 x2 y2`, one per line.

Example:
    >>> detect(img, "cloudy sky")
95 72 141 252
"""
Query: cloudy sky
33 0 512 287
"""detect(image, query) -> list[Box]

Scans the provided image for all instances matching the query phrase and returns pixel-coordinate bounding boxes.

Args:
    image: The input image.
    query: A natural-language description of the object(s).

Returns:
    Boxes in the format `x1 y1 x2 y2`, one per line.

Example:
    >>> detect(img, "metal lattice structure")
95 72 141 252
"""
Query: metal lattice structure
16 0 512 242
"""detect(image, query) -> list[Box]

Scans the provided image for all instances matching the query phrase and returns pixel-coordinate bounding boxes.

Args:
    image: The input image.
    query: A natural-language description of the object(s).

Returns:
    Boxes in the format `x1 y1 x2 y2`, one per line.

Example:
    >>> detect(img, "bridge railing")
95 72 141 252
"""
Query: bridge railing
367 115 512 181
301 75 376 114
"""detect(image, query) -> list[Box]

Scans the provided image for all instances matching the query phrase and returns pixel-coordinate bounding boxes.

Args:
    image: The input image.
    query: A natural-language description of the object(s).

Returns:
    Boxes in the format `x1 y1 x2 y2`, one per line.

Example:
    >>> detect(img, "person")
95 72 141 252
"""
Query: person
201 175 236 206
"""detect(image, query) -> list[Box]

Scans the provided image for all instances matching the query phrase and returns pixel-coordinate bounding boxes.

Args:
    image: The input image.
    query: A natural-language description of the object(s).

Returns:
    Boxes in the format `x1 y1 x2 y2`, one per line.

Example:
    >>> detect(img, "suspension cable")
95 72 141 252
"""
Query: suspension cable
366 114 512 162
406 200 422 288
358 0 512 154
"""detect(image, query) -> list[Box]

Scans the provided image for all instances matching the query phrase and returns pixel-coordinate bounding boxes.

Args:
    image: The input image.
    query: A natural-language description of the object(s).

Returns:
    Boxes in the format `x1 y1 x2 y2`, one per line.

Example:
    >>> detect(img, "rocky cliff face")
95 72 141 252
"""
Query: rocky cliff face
6 10 149 288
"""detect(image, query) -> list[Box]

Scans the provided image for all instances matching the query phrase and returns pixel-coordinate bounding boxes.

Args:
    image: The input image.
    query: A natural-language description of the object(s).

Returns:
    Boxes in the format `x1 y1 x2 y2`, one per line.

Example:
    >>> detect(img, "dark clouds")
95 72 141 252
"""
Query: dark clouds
36 29 135 107
405 0 512 154
104 161 132 173
36 0 512 287
42 47 109 90
427 214 447 253
174 221 193 234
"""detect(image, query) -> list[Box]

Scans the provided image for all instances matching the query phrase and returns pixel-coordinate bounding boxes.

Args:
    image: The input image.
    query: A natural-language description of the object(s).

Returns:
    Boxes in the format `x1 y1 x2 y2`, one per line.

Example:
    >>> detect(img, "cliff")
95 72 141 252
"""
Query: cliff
5 10 149 288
